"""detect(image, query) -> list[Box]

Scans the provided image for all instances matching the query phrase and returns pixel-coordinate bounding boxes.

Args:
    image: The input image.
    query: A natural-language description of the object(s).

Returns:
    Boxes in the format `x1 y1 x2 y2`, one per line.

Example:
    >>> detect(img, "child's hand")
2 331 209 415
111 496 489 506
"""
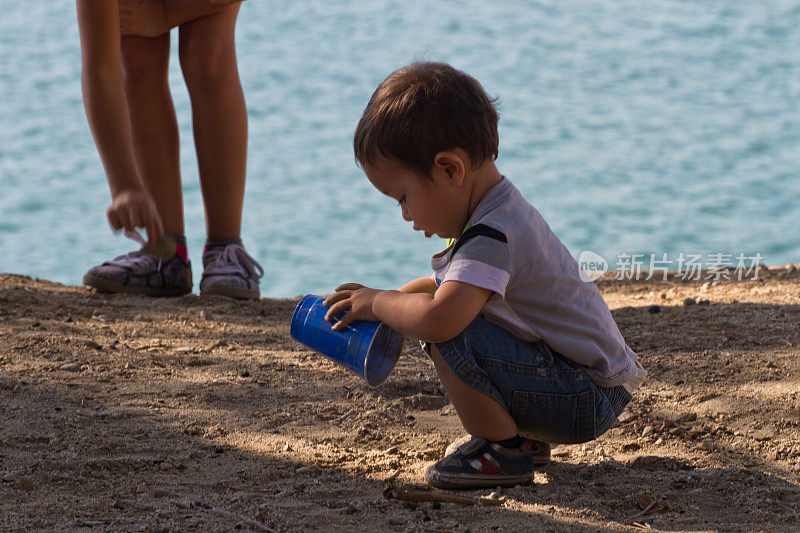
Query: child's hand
107 188 164 246
323 283 382 330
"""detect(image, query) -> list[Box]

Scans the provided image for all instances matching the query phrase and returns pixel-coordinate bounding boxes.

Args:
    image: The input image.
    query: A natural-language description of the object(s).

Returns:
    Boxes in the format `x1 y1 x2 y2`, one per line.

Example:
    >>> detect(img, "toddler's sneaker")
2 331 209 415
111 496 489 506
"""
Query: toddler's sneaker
200 242 263 300
426 435 549 490
444 433 551 461
83 242 192 297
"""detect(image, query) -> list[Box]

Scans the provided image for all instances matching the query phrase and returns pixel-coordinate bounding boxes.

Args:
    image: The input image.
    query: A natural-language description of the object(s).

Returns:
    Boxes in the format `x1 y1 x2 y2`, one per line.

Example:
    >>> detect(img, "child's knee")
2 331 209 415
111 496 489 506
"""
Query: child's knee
121 36 168 83
178 37 235 91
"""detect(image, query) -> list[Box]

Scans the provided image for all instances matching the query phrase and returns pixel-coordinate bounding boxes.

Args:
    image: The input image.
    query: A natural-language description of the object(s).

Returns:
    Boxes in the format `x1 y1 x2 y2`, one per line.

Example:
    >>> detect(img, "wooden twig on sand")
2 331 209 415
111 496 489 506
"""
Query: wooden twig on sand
383 484 507 507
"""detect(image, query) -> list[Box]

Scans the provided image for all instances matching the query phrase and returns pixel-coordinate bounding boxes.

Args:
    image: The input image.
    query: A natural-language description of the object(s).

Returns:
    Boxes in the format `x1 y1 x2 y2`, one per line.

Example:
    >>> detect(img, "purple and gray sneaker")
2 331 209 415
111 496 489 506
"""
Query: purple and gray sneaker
83 246 192 297
199 242 263 300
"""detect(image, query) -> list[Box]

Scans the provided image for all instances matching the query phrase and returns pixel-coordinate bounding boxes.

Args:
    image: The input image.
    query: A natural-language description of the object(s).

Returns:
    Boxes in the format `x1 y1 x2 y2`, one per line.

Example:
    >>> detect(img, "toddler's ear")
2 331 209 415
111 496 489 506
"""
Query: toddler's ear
433 151 466 185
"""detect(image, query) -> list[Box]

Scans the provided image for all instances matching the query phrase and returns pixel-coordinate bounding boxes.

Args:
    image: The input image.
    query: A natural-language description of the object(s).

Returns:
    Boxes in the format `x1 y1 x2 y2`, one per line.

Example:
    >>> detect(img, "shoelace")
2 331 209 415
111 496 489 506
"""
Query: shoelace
204 243 264 280
105 230 161 272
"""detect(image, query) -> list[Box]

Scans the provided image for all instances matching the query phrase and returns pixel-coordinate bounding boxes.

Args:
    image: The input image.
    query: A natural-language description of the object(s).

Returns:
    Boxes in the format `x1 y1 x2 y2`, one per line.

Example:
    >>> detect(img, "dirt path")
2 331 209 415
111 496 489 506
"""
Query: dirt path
1 270 799 531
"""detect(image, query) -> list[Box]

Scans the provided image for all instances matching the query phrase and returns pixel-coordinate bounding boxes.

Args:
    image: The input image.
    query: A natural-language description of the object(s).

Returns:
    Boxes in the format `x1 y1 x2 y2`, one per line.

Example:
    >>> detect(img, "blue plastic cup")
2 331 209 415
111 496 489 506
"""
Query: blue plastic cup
290 294 405 387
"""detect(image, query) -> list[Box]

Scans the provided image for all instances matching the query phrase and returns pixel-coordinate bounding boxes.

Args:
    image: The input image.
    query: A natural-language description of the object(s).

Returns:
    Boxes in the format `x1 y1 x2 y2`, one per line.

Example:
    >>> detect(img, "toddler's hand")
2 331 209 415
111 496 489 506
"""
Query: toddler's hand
323 283 381 330
107 188 164 246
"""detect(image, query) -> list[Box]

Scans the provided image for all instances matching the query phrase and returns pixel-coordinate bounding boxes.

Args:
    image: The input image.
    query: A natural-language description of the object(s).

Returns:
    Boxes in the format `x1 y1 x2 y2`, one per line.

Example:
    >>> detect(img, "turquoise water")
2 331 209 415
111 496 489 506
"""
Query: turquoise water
1 1 799 297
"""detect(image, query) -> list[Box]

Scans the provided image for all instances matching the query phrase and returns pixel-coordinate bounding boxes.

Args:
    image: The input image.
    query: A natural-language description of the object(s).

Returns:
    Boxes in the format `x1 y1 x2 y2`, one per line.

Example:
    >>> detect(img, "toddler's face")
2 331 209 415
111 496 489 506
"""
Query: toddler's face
364 158 466 240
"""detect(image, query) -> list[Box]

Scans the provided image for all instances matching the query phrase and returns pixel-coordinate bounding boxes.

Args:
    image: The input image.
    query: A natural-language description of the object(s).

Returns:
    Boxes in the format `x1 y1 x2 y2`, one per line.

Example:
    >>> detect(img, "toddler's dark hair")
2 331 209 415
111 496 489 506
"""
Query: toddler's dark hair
354 62 499 177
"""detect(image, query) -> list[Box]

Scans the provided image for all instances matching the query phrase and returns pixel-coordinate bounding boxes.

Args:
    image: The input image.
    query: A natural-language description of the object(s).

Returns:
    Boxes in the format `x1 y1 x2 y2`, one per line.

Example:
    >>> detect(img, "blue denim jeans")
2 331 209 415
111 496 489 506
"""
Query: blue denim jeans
422 318 631 444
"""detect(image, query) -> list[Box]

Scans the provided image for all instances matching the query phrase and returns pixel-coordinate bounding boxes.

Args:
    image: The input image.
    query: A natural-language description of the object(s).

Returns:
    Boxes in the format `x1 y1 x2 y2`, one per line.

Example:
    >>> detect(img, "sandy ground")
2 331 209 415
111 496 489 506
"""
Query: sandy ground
1 268 799 532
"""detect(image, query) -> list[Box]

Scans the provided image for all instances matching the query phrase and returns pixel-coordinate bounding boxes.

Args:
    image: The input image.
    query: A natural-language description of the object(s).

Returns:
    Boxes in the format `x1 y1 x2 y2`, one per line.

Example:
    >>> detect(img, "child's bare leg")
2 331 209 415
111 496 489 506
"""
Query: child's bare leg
178 5 246 241
429 345 518 441
121 34 185 236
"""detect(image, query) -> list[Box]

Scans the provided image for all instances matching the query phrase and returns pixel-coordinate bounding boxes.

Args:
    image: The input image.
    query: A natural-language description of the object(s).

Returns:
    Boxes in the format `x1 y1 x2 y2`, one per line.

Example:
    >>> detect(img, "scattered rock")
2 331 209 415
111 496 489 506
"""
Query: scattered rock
136 483 149 494
655 438 664 445
383 446 399 455
346 504 358 514
700 440 715 452
697 299 711 306
152 488 174 498
295 465 318 474
17 477 34 491
618 411 637 424
642 426 655 437
676 412 697 424
659 419 675 431
647 305 661 314
59 362 83 372
683 297 696 306
83 339 102 350
240 370 250 378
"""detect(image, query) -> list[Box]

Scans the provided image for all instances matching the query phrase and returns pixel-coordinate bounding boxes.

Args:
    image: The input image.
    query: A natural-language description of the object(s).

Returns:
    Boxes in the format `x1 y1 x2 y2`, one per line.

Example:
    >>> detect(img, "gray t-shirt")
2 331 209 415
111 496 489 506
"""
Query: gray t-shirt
431 177 645 389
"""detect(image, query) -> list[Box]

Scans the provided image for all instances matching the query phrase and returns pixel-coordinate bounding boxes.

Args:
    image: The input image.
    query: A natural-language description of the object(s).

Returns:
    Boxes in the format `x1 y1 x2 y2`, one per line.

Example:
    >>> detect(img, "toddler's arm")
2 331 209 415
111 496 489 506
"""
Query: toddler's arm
397 276 438 295
324 280 491 344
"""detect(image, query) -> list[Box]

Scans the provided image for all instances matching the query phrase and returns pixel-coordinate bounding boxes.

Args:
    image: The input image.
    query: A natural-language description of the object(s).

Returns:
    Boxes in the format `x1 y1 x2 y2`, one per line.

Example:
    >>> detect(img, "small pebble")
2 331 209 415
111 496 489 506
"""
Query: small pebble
683 297 696 306
59 362 83 372
17 477 34 491
642 426 655 437
655 438 664 445
346 503 358 514
383 446 399 455
295 465 317 474
618 411 637 424
136 483 149 494
240 370 250 378
647 305 661 314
